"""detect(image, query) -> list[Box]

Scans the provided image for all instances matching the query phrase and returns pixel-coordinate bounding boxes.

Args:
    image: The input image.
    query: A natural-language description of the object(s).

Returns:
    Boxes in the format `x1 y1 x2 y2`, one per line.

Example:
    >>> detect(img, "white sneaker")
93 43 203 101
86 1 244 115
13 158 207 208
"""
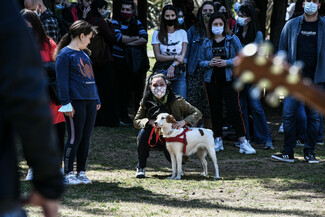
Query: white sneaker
25 168 33 181
214 138 224 151
77 171 92 184
278 123 284 133
65 172 82 185
136 168 145 178
239 140 256 154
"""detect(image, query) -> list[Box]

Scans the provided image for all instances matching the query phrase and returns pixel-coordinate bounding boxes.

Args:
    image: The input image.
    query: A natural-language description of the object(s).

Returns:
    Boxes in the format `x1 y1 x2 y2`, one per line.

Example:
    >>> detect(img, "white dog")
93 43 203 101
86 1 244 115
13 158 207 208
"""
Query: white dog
155 113 220 180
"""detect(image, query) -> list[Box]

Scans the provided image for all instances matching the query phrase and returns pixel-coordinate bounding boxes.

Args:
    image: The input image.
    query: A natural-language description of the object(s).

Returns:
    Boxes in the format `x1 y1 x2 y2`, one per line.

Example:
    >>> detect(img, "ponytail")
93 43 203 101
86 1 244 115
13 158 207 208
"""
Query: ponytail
53 33 71 60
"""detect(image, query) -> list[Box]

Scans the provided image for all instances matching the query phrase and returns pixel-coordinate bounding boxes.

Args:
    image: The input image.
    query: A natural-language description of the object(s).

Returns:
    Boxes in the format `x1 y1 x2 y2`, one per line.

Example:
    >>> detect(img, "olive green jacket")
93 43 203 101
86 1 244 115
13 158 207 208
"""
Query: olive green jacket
134 96 202 129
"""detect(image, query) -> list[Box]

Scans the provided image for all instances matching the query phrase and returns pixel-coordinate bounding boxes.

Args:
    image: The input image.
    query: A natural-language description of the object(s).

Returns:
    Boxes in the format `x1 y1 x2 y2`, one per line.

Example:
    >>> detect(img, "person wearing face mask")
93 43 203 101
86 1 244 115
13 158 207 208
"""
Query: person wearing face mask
86 0 118 127
185 1 215 129
112 0 148 126
134 73 202 178
61 0 92 23
152 4 188 99
24 0 60 43
233 4 274 151
199 12 256 154
215 2 236 32
176 8 186 30
271 0 325 164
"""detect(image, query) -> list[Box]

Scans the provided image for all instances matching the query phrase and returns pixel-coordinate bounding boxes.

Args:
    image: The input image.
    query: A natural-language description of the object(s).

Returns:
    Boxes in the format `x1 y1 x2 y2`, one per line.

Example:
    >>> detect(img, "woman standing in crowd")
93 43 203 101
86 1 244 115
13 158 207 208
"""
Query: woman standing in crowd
86 0 119 127
234 4 273 150
54 20 101 185
21 9 66 181
186 1 215 128
152 4 188 99
176 8 186 30
214 1 236 32
134 73 202 178
199 12 256 154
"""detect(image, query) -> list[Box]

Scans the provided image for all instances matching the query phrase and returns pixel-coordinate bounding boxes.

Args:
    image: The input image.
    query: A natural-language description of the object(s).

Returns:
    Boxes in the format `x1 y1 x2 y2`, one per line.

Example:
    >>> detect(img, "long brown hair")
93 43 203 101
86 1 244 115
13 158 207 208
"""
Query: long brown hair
158 5 180 45
53 20 96 60
20 9 50 49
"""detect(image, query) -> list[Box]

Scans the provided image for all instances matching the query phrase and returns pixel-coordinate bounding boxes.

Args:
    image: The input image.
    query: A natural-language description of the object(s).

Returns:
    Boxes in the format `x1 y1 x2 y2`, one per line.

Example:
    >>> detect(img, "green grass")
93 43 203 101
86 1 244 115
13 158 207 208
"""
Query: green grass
21 117 325 216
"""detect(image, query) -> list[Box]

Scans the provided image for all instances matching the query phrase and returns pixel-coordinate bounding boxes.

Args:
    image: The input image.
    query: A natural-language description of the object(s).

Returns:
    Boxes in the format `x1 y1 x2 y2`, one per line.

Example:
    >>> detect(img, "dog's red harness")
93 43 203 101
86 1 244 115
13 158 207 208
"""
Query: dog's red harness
165 128 191 154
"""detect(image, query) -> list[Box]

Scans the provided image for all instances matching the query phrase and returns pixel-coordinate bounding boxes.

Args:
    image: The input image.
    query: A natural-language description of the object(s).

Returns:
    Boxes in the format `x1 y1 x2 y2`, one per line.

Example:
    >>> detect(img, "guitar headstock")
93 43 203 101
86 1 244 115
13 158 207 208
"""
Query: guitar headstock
233 42 325 114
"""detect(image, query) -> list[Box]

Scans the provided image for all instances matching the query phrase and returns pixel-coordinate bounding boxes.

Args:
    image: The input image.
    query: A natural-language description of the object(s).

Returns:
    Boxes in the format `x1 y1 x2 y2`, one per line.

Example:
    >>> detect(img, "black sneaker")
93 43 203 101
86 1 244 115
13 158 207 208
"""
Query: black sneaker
304 154 319 164
135 168 145 178
271 154 294 163
120 117 133 126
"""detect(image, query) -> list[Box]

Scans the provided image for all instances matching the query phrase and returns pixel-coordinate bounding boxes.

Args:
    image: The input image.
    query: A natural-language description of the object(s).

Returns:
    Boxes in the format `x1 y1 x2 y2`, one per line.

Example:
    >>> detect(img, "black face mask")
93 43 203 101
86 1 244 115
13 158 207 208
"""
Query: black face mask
164 18 177 26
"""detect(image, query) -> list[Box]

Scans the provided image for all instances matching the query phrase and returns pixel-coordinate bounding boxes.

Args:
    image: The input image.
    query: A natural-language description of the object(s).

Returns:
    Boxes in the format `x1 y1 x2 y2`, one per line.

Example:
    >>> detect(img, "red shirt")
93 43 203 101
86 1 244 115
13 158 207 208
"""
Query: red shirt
40 38 65 125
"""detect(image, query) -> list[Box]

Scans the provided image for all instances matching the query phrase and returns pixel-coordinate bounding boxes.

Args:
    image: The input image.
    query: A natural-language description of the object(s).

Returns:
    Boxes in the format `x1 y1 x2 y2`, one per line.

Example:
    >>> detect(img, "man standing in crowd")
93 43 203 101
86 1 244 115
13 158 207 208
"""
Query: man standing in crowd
0 1 64 216
24 0 60 43
112 0 148 126
272 0 324 163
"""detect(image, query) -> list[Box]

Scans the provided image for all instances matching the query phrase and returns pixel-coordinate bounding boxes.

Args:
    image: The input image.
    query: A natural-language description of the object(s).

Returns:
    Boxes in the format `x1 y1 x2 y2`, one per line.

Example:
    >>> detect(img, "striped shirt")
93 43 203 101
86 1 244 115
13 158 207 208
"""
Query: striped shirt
112 16 148 59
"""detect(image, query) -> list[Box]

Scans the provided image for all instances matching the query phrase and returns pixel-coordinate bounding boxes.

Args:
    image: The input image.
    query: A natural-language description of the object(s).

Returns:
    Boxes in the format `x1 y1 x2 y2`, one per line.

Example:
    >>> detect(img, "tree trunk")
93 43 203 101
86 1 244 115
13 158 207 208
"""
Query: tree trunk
270 0 288 51
137 0 148 30
255 0 268 38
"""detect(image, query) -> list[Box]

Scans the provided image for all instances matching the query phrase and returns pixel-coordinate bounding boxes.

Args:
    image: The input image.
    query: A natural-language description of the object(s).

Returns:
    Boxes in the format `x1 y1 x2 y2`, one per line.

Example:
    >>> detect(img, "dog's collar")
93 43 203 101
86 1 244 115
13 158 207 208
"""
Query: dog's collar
163 129 173 135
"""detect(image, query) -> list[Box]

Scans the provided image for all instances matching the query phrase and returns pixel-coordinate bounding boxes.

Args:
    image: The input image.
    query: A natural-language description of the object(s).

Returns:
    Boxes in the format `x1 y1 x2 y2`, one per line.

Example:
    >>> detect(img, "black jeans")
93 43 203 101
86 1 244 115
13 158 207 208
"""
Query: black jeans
205 81 246 138
137 127 171 168
64 100 97 173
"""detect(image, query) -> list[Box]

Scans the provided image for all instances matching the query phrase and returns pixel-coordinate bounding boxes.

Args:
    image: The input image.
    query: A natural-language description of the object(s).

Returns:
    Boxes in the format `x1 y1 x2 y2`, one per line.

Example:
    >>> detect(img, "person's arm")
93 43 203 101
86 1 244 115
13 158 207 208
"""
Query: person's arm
42 18 59 44
112 19 138 45
97 19 115 46
278 22 289 52
185 27 193 64
134 104 150 129
126 19 148 46
2 2 64 215
152 44 175 62
177 98 202 126
225 35 243 67
198 40 213 68
126 37 147 46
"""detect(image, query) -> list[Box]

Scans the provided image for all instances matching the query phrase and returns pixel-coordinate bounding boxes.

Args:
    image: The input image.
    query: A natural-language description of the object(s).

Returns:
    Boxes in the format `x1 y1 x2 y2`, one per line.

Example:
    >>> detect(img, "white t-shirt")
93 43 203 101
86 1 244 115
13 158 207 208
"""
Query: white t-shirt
151 29 188 56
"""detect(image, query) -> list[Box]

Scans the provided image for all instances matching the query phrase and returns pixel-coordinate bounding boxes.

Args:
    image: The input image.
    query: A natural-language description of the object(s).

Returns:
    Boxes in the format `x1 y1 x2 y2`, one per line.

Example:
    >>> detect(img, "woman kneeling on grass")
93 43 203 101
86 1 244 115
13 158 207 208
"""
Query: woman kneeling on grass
133 73 202 178
54 20 101 185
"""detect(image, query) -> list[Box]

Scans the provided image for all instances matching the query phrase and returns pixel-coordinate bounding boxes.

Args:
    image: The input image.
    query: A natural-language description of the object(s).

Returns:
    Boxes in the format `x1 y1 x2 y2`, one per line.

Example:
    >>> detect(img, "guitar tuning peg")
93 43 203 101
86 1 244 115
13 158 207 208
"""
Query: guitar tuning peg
265 92 280 107
242 43 258 57
274 86 289 97
257 78 272 90
249 85 262 99
259 42 274 56
270 64 284 75
271 51 287 75
274 50 287 62
286 73 300 84
289 61 304 74
239 70 255 83
233 79 245 91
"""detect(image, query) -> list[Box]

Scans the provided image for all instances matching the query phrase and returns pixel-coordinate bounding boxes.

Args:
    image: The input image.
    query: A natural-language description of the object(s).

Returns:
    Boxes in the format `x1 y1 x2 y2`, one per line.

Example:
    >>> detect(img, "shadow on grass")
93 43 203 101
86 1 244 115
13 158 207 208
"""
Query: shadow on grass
62 181 324 217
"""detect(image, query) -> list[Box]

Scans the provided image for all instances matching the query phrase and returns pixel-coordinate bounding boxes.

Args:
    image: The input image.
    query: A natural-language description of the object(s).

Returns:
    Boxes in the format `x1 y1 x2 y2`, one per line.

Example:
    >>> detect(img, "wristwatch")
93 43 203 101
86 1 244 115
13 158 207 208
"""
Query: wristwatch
171 63 177 67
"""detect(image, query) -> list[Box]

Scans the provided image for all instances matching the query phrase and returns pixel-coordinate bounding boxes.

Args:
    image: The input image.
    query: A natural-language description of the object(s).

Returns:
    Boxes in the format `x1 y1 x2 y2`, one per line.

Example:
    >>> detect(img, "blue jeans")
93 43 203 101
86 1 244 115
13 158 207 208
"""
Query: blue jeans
240 85 272 144
283 96 321 156
169 70 186 99
0 206 27 217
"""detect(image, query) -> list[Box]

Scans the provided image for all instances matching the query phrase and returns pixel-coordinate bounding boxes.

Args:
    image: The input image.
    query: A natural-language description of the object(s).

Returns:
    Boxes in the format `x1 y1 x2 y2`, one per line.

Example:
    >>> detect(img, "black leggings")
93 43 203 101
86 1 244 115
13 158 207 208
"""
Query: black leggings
205 81 246 138
54 122 65 163
64 100 97 173
137 127 171 168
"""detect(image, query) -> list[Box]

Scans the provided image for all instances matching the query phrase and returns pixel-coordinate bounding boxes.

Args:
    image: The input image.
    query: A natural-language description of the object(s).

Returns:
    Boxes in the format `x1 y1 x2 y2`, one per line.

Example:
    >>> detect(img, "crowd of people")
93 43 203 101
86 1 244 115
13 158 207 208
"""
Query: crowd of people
1 0 325 215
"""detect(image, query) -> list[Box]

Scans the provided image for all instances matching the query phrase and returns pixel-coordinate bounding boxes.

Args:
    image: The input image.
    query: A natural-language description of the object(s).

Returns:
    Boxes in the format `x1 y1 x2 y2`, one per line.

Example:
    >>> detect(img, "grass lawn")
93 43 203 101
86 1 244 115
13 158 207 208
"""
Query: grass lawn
20 105 325 216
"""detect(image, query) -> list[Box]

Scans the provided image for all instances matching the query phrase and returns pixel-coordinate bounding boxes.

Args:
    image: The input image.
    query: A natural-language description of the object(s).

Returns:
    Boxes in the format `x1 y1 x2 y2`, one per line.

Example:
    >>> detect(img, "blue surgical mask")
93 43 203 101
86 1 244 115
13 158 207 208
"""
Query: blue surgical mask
34 7 41 17
56 2 65 10
234 2 241 13
237 17 247 26
304 2 318 15
212 26 224 35
178 17 184 25
101 10 109 18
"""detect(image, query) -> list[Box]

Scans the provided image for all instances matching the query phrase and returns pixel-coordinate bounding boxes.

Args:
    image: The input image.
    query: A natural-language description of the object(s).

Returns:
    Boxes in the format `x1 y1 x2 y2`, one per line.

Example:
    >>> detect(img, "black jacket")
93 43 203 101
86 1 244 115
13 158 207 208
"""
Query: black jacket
0 1 64 214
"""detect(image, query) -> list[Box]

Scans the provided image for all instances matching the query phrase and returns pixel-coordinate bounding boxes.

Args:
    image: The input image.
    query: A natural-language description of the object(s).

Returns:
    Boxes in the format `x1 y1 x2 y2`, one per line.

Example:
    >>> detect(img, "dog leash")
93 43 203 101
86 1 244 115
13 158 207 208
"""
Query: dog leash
148 126 163 147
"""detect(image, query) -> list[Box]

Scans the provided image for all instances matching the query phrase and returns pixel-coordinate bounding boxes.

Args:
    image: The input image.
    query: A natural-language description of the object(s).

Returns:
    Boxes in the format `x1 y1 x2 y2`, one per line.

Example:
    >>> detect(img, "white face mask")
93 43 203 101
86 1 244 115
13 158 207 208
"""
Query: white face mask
304 2 318 15
237 17 247 26
212 26 224 35
151 86 167 99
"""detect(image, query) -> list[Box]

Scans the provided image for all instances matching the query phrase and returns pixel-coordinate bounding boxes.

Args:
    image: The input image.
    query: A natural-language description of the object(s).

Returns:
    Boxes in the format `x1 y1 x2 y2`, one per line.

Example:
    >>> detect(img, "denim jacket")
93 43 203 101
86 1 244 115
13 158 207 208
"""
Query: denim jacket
233 24 264 46
198 34 243 82
279 15 325 83
185 25 206 75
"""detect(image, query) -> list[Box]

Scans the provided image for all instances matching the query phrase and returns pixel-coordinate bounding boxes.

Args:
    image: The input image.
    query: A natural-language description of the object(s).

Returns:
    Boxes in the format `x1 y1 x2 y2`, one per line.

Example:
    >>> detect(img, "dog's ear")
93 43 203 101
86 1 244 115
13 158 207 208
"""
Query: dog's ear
166 115 176 124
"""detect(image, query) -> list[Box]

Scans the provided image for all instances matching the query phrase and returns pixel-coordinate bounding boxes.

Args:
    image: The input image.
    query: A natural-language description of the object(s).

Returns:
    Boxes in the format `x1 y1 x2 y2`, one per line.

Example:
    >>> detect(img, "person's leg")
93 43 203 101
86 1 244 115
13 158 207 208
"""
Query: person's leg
170 71 187 99
239 85 250 140
76 100 97 173
282 96 300 156
63 100 86 174
304 105 320 157
137 128 153 169
54 121 66 164
295 102 306 144
317 115 323 144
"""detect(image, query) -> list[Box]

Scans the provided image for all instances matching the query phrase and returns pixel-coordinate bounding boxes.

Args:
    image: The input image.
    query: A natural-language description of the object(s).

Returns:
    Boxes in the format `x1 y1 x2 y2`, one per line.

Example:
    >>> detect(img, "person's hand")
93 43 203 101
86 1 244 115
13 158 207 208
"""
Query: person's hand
22 191 60 217
83 6 91 18
167 65 175 78
97 104 101 110
175 55 184 64
64 105 75 118
148 119 155 127
172 120 186 129
216 59 226 67
208 57 218 67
